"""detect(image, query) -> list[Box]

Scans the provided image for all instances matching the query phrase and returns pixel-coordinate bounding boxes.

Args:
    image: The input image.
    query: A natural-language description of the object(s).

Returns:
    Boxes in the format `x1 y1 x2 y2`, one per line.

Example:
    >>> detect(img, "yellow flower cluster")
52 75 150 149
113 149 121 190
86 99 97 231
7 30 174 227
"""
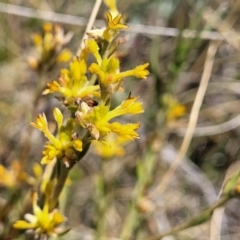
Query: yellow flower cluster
93 134 129 159
13 192 67 237
87 37 149 101
30 9 149 165
28 23 72 71
76 96 143 141
0 161 35 188
30 108 82 166
43 57 100 106
14 1 149 239
162 94 186 122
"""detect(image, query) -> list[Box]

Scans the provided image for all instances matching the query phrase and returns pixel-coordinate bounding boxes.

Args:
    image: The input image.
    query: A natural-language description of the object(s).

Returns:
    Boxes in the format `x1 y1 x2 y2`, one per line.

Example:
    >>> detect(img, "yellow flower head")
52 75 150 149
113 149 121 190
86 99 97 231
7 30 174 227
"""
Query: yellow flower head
89 57 149 94
13 192 68 237
102 11 128 41
105 12 128 30
43 57 100 106
30 108 83 165
86 2 123 41
28 23 72 71
0 160 35 188
87 40 149 90
162 94 186 122
31 3 149 167
93 134 129 159
133 63 150 79
76 96 143 141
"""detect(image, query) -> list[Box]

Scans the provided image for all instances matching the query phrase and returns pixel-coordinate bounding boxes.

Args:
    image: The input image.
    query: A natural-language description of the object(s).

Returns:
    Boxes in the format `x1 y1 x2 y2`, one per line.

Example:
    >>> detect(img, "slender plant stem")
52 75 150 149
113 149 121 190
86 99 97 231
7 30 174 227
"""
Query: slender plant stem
50 160 70 210
20 70 45 166
147 194 231 240
150 41 219 196
49 139 91 210
120 151 157 239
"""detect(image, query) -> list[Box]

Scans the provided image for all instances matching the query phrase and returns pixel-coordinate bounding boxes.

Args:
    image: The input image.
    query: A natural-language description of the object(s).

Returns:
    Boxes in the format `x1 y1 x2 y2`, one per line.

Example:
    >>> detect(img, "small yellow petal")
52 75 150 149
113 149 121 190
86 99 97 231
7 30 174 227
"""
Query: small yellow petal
32 34 42 46
108 57 119 73
57 49 72 62
134 63 149 79
106 11 113 24
106 12 128 30
110 122 140 140
73 139 83 152
85 39 99 54
13 220 35 229
53 108 63 129
44 80 61 94
41 155 54 165
85 39 102 64
106 97 144 120
52 211 65 224
89 63 101 74
29 113 48 131
32 163 43 178
43 23 52 32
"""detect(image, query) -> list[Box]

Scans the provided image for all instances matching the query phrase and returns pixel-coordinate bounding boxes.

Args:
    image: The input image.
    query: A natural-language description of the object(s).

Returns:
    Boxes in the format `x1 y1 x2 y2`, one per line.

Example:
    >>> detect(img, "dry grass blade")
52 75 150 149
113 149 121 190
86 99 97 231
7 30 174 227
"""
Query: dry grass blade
177 113 240 137
76 0 102 56
149 41 218 197
203 7 240 50
210 161 240 240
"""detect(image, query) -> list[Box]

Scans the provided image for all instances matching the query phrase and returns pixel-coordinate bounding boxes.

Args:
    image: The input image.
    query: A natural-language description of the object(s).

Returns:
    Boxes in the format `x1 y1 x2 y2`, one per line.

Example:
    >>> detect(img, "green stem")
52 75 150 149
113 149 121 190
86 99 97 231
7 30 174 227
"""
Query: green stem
50 140 91 210
120 151 157 239
50 160 70 211
94 173 104 238
21 71 46 165
120 204 139 240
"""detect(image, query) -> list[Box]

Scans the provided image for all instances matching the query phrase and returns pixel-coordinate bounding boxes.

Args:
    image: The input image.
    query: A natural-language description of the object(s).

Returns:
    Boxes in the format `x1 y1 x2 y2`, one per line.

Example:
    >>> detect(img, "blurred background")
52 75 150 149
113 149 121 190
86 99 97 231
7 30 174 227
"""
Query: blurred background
1 0 240 239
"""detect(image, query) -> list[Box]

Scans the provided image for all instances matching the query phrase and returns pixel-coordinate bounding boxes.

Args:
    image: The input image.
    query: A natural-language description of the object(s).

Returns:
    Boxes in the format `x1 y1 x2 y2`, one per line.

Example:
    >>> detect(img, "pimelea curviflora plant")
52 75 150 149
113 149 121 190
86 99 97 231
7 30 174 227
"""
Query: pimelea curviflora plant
13 1 149 239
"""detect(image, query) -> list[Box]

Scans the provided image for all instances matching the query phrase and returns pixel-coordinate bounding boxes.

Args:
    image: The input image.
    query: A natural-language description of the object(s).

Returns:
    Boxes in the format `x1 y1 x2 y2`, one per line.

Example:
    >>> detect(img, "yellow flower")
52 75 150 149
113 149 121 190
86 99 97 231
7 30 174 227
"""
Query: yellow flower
133 63 150 79
105 12 128 30
43 58 100 106
32 34 42 47
85 3 124 41
76 96 143 140
93 134 129 159
88 57 120 87
56 49 72 62
166 105 186 122
29 111 62 149
29 23 72 71
13 192 67 237
103 0 119 17
0 160 35 188
102 11 128 41
43 22 52 31
162 94 186 122
111 63 150 81
88 52 149 89
30 108 83 165
85 39 102 65
109 122 140 140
